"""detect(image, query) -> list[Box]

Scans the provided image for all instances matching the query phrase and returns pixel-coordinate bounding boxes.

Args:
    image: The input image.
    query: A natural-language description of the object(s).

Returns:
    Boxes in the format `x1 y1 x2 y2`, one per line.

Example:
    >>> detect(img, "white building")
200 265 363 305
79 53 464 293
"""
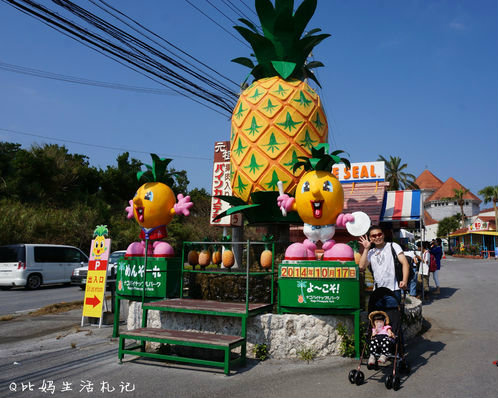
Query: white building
414 170 481 241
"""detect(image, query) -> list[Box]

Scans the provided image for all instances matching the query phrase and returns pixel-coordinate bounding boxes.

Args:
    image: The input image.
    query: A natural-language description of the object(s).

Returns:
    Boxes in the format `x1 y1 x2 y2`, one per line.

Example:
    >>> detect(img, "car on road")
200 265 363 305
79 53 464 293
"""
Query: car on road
71 250 126 290
0 244 89 289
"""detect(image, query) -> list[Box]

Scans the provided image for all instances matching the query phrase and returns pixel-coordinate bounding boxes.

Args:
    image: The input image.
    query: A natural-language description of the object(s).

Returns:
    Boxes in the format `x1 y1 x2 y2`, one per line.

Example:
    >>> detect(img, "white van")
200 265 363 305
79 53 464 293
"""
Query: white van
0 244 88 289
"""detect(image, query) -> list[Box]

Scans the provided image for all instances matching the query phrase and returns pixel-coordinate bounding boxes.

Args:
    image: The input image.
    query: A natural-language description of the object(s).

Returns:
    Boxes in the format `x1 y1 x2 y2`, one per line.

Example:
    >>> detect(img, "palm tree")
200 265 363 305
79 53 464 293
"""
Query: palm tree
377 155 417 190
449 188 470 227
478 185 498 231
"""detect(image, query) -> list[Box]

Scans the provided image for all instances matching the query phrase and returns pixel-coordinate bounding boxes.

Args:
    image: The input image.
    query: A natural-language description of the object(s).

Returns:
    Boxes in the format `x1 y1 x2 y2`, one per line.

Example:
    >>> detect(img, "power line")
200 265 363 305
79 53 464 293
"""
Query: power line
56 0 236 101
239 0 258 16
237 0 258 18
0 127 212 161
92 0 240 89
183 0 251 49
204 0 240 27
2 2 212 105
2 0 238 117
0 61 181 95
219 0 260 31
56 0 238 110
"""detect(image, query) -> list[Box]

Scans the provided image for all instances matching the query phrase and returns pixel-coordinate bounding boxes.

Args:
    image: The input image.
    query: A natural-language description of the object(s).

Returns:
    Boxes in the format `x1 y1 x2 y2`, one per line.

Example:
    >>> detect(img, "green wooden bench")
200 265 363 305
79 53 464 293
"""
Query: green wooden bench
119 327 245 375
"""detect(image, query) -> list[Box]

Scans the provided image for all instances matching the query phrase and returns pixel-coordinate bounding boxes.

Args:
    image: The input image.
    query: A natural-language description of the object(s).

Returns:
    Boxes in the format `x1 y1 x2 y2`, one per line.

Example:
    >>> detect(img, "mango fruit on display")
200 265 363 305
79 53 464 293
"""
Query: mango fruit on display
230 0 330 203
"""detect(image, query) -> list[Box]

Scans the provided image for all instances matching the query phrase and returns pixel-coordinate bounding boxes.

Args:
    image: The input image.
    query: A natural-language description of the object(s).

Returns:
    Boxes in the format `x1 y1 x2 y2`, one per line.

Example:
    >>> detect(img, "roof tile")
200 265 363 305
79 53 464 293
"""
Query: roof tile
423 211 438 225
415 170 443 190
427 177 481 203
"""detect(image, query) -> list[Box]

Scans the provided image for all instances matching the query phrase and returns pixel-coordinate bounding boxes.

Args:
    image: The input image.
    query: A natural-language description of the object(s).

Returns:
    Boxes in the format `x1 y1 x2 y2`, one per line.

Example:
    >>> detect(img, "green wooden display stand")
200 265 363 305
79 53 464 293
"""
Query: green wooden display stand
115 241 275 375
277 260 361 358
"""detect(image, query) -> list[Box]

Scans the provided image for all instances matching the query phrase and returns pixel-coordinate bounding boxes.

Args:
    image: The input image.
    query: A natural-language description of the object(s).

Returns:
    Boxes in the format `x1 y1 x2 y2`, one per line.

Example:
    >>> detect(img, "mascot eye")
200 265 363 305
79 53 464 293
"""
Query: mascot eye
323 181 333 192
144 191 154 201
301 181 310 193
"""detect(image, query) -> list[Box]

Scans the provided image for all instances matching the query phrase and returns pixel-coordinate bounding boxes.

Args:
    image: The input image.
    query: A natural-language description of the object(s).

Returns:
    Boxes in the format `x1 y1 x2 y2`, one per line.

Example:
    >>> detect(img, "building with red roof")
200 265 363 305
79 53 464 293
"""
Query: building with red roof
413 170 497 257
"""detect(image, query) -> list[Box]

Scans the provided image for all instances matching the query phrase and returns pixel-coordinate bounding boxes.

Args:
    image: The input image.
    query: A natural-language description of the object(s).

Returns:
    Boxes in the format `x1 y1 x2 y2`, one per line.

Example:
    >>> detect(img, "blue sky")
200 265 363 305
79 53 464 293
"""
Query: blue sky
0 0 496 207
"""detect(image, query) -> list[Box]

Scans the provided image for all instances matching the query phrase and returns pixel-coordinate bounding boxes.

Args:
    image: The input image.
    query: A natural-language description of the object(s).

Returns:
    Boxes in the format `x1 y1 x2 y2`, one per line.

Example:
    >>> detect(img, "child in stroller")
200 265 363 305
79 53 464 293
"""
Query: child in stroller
348 287 410 390
366 287 406 365
368 310 396 365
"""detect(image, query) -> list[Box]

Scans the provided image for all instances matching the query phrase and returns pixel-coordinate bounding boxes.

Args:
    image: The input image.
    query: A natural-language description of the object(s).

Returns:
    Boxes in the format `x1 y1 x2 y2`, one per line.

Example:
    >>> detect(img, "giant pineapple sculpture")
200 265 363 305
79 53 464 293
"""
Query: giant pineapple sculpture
230 0 330 203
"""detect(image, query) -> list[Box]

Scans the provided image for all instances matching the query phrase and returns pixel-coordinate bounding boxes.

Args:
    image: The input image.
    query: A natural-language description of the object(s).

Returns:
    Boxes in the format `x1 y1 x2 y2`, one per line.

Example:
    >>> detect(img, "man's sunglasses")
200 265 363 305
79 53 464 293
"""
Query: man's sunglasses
370 232 384 238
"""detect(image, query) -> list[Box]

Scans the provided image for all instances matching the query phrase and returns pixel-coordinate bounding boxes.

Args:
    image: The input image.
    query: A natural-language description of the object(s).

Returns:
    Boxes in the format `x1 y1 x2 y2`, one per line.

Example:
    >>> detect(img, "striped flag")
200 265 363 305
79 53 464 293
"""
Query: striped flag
381 190 421 221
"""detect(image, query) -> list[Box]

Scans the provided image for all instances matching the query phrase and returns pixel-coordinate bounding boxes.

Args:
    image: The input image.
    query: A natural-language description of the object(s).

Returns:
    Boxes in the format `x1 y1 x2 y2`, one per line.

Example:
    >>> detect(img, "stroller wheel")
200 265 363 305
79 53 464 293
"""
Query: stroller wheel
385 375 393 389
393 376 401 391
348 370 357 384
355 371 364 386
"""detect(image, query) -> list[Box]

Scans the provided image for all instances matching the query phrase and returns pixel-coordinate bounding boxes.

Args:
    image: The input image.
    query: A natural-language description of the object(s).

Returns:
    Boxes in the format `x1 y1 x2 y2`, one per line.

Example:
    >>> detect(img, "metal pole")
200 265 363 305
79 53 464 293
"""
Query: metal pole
141 238 149 329
245 240 250 313
420 191 424 301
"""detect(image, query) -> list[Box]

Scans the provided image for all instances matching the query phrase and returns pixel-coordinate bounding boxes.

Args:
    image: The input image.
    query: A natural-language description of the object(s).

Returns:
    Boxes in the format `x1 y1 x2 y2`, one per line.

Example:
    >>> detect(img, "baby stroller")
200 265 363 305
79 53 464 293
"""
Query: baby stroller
348 287 411 391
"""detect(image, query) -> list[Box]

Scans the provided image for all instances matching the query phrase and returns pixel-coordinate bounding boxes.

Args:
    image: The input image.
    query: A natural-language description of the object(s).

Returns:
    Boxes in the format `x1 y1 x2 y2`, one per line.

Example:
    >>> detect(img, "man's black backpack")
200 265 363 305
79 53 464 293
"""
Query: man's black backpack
391 243 415 285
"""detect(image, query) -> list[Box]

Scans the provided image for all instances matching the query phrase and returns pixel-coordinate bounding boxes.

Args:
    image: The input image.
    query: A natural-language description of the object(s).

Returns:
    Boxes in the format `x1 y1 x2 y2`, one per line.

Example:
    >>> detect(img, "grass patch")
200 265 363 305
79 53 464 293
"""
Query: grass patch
297 347 316 364
29 300 83 316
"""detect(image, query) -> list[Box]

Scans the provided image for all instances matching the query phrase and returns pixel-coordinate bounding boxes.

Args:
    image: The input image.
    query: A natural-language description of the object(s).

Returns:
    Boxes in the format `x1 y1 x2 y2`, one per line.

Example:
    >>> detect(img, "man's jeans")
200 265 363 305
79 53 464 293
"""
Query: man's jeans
374 289 401 309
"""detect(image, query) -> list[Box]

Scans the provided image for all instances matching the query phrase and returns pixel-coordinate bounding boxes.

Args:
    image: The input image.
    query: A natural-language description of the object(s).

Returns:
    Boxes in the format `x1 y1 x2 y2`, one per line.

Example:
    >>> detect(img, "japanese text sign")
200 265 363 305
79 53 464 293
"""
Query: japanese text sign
210 141 242 226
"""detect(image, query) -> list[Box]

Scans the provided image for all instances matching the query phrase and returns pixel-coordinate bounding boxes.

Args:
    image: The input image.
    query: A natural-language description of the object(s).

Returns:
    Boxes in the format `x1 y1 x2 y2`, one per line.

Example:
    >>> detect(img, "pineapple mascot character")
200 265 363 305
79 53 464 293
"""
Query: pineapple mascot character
92 225 109 260
230 0 330 203
277 144 358 261
125 154 193 257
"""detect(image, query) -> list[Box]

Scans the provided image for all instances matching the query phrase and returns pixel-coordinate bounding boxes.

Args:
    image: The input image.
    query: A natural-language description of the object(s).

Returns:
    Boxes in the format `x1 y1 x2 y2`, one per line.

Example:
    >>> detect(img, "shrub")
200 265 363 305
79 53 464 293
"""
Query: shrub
253 343 269 361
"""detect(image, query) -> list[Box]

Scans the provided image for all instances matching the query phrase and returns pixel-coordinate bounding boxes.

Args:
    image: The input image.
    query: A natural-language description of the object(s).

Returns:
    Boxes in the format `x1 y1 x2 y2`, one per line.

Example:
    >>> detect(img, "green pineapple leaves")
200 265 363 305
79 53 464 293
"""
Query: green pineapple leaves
232 0 330 83
137 154 180 185
93 225 109 237
292 143 351 173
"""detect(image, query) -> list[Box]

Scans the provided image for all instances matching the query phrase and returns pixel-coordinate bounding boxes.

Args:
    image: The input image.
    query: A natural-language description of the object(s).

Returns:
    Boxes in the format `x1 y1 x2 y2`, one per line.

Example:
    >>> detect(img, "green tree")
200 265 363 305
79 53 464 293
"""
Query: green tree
437 215 461 238
446 188 470 227
99 152 143 210
9 144 100 207
166 187 221 252
478 185 498 230
0 142 23 197
377 155 417 190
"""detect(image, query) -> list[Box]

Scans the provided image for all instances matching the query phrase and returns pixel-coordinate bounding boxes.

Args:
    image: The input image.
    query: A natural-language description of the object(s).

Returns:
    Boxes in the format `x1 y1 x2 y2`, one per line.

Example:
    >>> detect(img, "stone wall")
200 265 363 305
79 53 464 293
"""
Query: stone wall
127 297 423 359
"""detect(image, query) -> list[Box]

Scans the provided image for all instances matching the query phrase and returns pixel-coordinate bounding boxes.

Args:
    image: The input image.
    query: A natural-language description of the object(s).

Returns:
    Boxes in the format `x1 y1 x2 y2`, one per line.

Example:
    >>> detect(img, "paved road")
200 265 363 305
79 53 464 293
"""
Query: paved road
0 257 497 397
0 285 84 315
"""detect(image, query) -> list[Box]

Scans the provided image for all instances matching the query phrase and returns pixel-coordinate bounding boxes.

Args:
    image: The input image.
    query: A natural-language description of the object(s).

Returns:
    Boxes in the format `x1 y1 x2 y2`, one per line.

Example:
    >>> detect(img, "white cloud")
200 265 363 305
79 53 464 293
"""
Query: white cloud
449 20 467 31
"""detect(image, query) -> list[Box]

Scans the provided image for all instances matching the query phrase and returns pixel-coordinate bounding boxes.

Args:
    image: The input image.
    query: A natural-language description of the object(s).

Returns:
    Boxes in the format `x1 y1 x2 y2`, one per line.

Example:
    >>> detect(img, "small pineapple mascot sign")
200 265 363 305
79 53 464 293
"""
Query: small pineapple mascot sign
82 225 111 325
230 0 331 202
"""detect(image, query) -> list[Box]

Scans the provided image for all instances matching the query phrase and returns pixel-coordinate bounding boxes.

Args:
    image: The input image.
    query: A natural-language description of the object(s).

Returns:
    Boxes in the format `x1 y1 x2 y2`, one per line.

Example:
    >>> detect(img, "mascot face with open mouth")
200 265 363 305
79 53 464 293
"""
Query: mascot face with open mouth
133 182 176 229
295 169 344 226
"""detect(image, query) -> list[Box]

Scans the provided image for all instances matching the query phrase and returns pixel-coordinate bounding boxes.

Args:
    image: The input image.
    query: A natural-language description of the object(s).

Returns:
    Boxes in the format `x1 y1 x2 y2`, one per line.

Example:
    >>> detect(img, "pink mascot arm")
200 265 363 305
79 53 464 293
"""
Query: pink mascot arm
125 200 134 219
277 194 296 213
173 194 193 216
336 213 355 227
